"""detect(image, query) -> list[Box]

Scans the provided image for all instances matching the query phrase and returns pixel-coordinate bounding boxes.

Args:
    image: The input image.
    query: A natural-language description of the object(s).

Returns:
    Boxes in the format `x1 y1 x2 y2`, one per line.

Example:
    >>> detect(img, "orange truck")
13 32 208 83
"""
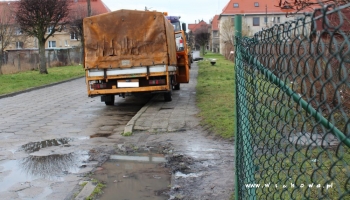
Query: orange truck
83 10 190 105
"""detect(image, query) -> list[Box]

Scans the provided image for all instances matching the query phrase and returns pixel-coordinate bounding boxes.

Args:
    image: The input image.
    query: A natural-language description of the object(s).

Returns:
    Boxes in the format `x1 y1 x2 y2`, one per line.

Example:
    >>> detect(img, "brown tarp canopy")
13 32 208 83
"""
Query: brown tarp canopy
83 9 177 69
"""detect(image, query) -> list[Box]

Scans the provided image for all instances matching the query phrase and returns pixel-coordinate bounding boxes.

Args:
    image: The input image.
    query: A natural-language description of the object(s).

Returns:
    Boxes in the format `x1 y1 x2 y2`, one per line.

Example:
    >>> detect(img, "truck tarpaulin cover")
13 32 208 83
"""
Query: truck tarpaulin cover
83 10 177 69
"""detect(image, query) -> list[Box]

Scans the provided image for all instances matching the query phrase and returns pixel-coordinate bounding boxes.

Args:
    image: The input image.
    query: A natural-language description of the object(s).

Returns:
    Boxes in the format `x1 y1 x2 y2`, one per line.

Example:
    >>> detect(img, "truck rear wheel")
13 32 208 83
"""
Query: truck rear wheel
104 95 115 106
174 83 180 90
164 78 173 102
164 91 172 102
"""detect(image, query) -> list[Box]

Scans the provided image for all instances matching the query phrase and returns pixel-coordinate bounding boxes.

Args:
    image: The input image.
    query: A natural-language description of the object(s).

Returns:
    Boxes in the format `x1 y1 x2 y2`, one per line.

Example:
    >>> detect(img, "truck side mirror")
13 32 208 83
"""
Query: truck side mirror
182 23 187 32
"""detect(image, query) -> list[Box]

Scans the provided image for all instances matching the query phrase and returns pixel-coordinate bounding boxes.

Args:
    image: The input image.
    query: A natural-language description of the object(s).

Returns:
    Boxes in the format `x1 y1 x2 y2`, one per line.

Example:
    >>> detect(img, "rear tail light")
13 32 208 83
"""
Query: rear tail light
91 83 107 89
149 79 166 85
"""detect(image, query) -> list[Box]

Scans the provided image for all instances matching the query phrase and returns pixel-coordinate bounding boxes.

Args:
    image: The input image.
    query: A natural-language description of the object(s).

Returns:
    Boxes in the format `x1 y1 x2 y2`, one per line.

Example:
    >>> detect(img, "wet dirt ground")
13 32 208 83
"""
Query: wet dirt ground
92 151 170 200
83 61 235 199
94 127 235 200
0 61 234 199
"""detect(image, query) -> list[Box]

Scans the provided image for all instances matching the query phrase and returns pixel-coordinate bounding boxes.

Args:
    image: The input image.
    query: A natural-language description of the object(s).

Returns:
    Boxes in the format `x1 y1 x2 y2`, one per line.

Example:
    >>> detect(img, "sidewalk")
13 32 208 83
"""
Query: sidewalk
125 62 200 134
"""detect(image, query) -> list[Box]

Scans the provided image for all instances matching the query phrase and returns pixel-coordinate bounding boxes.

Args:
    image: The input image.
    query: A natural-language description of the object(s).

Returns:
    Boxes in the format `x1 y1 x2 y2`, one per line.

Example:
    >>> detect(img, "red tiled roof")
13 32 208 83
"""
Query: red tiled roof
221 0 324 15
211 15 219 31
221 0 287 15
70 0 110 16
188 20 209 32
0 1 18 24
0 0 110 23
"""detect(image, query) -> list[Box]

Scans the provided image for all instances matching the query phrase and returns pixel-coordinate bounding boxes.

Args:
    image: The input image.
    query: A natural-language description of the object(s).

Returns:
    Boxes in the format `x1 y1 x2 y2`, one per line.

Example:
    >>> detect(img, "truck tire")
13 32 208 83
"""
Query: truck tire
174 83 180 90
165 78 172 102
105 95 115 106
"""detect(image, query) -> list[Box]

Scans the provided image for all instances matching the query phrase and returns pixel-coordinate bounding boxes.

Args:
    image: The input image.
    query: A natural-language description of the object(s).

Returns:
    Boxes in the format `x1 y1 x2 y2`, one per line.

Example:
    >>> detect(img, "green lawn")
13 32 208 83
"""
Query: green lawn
196 53 235 139
0 66 85 95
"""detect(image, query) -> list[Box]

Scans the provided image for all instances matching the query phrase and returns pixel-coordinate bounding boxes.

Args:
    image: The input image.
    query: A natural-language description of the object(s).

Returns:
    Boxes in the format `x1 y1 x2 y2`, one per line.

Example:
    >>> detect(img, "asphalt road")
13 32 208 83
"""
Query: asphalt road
0 78 150 199
0 61 234 199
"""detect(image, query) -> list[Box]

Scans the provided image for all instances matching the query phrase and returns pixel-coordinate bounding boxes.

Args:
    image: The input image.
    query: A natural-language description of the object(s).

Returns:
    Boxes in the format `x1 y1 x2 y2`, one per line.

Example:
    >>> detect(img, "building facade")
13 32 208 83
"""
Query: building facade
211 15 220 53
1 0 110 51
218 0 298 55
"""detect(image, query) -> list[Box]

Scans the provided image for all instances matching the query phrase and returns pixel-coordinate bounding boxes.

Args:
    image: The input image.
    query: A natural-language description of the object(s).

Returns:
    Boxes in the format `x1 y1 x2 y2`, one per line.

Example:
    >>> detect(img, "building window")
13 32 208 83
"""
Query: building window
233 3 239 8
16 41 24 49
264 17 268 23
47 26 54 33
253 17 260 26
48 41 56 48
70 32 77 40
254 2 259 7
65 40 68 46
231 17 235 26
15 28 22 35
277 17 281 23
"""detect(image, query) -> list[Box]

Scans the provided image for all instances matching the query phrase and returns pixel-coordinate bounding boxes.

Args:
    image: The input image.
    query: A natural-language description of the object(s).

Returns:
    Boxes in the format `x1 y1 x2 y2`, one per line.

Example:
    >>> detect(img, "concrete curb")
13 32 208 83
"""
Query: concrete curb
123 94 158 135
0 76 84 99
75 181 96 200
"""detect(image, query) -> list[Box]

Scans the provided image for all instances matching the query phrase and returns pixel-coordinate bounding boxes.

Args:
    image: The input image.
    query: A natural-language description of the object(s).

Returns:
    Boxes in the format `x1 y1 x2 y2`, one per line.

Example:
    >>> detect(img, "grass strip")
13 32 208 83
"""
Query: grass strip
196 53 235 139
0 66 85 95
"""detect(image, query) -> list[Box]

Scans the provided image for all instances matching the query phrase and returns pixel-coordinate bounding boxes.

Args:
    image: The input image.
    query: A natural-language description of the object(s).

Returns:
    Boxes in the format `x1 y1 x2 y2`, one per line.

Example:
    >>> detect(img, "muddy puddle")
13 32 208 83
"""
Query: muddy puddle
92 152 170 200
0 138 89 192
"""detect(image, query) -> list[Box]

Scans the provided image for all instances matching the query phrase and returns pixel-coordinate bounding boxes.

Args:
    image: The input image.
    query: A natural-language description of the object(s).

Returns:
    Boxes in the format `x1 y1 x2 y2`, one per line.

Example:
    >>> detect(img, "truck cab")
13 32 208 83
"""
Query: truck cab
165 15 190 86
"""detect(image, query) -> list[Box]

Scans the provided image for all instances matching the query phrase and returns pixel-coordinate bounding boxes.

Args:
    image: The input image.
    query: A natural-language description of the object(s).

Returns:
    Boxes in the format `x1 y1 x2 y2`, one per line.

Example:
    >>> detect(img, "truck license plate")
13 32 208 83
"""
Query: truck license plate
117 79 139 88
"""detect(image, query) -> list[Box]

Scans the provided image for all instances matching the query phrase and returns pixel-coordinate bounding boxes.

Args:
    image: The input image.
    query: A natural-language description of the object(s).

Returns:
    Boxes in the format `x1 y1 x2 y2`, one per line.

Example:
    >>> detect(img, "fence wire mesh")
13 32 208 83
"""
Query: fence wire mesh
235 4 350 200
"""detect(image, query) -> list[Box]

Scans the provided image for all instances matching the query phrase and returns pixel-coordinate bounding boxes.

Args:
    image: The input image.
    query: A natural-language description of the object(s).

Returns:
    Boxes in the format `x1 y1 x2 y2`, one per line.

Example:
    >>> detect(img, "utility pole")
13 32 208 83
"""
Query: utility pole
87 0 91 17
145 6 152 11
265 5 268 27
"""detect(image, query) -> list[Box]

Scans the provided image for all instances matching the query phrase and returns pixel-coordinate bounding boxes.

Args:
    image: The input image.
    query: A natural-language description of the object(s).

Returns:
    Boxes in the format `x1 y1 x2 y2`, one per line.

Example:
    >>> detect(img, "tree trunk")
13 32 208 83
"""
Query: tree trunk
80 37 84 65
0 52 3 75
38 40 48 74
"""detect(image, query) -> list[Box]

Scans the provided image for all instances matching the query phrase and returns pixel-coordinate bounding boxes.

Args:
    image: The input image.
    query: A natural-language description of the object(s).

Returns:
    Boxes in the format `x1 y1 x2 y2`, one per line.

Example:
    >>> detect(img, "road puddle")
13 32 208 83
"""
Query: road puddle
20 152 89 178
0 138 90 192
92 152 170 200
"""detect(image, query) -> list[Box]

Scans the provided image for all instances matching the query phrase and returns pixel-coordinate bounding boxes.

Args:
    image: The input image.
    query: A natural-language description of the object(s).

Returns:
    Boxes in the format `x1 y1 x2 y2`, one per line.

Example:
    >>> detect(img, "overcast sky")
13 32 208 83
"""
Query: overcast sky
102 0 227 26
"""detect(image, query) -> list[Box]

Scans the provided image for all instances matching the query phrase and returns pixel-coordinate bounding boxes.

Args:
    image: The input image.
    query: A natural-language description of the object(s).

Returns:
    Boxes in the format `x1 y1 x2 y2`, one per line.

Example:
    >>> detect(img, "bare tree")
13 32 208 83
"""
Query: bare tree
69 5 87 43
187 31 195 49
16 0 70 74
220 18 250 60
277 0 349 13
0 2 15 74
220 18 235 60
194 27 211 56
69 3 98 64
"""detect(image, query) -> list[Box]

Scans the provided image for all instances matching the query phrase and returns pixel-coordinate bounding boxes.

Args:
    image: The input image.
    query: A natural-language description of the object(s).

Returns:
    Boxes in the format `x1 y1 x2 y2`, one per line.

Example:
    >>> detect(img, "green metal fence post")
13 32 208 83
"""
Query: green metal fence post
234 14 241 200
234 14 256 200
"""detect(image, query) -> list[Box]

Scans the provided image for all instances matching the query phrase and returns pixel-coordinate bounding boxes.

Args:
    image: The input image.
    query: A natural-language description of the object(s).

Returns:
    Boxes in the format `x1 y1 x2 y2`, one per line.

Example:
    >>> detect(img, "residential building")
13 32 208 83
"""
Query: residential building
1 0 110 51
211 15 220 53
188 20 210 50
0 0 110 50
218 0 295 54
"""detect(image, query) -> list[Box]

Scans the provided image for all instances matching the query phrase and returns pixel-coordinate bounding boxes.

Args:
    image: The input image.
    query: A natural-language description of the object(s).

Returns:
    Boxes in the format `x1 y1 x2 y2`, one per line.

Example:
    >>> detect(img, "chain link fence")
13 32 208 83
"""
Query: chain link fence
235 3 350 200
